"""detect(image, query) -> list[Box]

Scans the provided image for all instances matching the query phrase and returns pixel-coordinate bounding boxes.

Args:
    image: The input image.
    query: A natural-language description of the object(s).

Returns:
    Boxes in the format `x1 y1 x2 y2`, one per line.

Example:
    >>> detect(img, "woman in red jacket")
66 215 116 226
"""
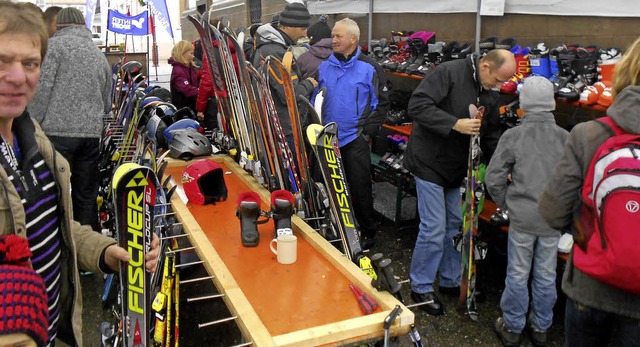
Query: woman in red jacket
169 40 200 112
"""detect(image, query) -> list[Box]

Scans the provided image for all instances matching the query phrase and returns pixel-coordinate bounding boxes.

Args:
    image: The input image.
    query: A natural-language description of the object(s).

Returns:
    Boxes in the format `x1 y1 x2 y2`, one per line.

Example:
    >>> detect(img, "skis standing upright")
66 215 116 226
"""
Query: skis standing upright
456 104 486 321
112 163 158 346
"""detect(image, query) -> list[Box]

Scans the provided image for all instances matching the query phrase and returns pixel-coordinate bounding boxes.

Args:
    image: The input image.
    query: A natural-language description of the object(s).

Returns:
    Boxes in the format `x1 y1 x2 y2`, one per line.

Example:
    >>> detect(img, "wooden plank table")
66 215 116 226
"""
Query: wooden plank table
166 156 413 346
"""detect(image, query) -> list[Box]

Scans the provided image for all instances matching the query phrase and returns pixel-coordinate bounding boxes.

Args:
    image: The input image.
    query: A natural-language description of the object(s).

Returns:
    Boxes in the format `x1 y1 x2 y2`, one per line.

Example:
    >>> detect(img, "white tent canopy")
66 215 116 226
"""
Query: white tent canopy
307 0 640 17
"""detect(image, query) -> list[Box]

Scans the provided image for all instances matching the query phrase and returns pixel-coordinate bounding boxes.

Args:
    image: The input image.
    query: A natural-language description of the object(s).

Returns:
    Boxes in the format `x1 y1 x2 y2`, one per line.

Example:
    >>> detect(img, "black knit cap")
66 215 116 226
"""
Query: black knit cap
278 3 311 28
307 17 331 45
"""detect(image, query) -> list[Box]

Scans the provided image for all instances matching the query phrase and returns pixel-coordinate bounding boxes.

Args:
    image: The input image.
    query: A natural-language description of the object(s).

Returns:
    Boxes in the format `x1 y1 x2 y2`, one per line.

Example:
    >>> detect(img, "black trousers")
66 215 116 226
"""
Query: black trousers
340 135 378 237
50 136 100 231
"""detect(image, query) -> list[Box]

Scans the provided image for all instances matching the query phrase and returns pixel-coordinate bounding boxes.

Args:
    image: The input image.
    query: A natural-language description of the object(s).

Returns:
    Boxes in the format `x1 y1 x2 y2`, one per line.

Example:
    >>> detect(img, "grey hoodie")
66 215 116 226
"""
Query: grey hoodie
252 24 314 135
539 85 640 319
29 25 112 138
485 110 568 236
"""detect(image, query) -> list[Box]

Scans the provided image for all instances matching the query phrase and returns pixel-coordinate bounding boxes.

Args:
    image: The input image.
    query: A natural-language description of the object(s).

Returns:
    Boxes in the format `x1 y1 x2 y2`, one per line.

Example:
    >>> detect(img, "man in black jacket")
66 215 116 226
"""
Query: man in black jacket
405 49 515 315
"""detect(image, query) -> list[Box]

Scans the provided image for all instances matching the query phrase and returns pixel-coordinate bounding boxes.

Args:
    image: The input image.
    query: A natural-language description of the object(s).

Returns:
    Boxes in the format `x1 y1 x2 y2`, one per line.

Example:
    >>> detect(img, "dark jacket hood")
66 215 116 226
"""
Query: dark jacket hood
307 38 333 59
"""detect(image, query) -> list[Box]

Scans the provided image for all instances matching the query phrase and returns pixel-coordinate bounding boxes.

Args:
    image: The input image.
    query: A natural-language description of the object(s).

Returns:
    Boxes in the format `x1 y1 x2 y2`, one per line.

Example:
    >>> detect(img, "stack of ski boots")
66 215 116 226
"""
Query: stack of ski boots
554 45 600 102
579 47 621 108
386 89 412 125
529 42 552 79
379 134 409 175
479 36 498 55
501 42 532 94
401 31 436 75
369 38 390 64
381 30 412 72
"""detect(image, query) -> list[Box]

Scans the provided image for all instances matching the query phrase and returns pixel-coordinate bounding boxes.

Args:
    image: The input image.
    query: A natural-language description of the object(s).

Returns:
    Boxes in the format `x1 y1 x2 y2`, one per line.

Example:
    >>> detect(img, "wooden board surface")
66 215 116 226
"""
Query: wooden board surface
166 156 413 346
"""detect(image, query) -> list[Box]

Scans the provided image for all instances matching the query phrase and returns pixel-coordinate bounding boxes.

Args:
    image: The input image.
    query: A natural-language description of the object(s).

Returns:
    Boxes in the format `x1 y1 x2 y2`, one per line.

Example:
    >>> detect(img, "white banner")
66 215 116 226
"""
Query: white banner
307 0 640 17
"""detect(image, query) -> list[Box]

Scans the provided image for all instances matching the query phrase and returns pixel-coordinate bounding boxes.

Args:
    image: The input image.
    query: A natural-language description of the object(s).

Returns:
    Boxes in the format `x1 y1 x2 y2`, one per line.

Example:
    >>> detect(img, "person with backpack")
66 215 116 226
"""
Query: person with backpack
485 76 568 347
539 36 640 346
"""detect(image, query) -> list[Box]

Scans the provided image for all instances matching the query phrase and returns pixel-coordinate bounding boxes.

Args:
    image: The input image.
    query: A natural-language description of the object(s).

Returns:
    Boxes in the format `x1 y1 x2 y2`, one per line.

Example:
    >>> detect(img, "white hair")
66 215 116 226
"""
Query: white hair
335 18 359 39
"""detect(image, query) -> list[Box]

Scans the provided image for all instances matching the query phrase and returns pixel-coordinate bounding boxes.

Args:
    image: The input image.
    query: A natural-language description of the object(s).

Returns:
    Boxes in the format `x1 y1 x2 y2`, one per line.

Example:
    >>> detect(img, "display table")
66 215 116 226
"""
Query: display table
166 156 413 346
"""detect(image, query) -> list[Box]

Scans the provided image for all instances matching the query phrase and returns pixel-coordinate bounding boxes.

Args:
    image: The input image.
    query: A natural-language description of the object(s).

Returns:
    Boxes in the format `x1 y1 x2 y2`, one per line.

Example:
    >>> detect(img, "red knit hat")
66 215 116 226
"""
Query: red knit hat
0 235 49 347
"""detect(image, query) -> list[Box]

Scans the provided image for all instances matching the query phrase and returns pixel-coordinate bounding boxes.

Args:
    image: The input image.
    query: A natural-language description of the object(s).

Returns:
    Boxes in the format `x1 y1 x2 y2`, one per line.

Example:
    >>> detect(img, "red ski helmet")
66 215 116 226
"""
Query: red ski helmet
182 159 227 205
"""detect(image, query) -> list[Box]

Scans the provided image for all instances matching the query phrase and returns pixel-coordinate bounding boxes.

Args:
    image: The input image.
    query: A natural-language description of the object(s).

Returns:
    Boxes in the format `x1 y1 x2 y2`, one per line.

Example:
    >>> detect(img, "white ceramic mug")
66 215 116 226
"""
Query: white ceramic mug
270 234 297 265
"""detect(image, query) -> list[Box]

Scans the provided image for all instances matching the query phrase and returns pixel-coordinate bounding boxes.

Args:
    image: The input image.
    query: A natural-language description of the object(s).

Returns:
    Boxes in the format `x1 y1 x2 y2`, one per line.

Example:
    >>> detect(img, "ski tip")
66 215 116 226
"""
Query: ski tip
306 124 324 146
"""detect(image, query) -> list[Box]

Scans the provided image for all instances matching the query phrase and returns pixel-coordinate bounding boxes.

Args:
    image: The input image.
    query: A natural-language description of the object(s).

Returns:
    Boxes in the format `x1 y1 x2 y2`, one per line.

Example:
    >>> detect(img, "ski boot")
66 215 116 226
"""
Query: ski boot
236 192 268 247
271 190 295 238
597 47 621 86
479 36 498 55
530 42 551 78
495 37 517 51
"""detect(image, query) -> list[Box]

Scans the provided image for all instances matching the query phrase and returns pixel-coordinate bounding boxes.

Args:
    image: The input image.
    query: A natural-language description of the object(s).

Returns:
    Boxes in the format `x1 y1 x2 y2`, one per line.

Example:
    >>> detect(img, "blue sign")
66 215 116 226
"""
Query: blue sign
107 10 149 36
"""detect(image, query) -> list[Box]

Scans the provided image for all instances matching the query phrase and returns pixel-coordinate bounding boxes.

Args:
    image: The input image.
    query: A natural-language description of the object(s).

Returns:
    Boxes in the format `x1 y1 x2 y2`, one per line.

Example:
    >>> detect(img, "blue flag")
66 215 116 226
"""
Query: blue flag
147 0 173 38
107 10 149 36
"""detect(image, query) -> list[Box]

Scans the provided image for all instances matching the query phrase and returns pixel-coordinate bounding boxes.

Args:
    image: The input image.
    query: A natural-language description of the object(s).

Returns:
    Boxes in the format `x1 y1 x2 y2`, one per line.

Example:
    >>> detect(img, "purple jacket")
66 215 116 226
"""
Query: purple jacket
297 38 333 79
169 57 200 111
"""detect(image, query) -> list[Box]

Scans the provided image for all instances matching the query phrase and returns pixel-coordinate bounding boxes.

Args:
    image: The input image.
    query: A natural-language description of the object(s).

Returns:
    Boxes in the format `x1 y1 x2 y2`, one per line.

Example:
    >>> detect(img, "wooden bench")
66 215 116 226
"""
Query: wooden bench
166 156 414 346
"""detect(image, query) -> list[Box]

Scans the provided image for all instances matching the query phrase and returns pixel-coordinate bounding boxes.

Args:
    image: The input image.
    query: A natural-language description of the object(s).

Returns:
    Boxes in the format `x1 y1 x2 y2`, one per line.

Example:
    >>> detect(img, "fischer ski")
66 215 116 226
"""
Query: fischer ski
112 163 158 346
306 123 363 261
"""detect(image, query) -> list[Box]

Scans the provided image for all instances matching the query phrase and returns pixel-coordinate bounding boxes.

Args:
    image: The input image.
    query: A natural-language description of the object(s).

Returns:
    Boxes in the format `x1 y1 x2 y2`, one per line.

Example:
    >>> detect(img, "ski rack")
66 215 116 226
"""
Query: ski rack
164 156 414 346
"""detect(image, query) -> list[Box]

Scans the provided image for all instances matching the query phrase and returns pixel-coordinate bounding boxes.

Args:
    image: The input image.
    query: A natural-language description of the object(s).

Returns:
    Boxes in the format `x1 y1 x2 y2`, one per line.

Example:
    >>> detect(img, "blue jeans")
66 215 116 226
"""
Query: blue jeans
565 298 640 346
410 177 461 293
501 231 560 333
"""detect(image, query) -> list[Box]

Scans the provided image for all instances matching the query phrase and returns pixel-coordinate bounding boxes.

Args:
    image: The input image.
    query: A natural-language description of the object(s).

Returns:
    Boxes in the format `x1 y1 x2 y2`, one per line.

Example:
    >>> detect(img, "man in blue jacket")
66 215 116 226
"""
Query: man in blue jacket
315 18 389 248
405 49 515 315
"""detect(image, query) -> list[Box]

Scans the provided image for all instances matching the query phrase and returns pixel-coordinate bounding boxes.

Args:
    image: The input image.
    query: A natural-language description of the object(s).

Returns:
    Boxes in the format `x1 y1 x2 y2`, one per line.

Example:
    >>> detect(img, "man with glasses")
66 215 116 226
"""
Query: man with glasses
404 49 515 315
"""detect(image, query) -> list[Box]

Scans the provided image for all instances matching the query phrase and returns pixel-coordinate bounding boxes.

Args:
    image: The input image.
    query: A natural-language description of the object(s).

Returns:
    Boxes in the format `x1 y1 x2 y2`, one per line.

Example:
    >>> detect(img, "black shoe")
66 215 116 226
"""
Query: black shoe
494 317 522 347
438 286 460 296
360 234 377 250
527 325 548 347
410 291 444 316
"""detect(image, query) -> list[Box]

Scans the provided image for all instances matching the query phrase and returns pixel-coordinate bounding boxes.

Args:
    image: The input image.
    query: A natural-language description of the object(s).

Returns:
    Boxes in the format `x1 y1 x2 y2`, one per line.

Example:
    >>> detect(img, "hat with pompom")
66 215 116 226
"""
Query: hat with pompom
0 235 49 347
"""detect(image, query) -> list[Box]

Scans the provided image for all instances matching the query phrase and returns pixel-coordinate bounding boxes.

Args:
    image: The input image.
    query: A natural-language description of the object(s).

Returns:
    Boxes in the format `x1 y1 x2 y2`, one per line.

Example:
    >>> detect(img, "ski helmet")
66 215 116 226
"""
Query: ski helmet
140 96 163 110
163 118 201 143
145 86 172 103
146 114 168 149
173 106 197 122
168 129 212 161
181 159 227 204
149 102 178 126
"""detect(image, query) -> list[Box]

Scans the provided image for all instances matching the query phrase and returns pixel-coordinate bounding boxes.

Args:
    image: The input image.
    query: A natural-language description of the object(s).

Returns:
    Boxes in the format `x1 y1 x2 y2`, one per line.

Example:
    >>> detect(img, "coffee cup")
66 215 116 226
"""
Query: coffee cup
270 234 297 265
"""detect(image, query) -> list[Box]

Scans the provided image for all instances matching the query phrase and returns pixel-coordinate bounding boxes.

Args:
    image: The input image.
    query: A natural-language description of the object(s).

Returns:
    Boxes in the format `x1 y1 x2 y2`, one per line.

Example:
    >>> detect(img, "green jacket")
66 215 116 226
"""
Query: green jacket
0 115 116 345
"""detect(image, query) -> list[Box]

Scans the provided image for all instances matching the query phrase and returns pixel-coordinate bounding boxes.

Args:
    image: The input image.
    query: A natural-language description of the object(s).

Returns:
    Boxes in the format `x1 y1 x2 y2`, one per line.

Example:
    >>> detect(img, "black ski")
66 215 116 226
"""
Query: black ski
112 163 158 346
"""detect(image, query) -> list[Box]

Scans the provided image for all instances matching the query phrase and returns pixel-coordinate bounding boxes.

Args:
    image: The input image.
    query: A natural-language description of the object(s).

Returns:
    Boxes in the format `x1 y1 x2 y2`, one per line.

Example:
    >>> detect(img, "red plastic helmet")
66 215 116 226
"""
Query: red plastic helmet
181 159 227 205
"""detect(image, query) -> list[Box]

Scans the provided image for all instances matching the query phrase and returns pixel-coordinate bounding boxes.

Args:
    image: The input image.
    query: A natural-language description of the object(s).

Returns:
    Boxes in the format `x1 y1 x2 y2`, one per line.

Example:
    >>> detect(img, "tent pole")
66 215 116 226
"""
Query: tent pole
475 0 481 54
368 0 373 51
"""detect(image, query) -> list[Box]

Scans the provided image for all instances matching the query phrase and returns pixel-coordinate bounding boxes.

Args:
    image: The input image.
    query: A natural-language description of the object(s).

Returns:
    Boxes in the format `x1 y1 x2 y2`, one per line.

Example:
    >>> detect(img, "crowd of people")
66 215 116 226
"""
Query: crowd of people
1 0 640 346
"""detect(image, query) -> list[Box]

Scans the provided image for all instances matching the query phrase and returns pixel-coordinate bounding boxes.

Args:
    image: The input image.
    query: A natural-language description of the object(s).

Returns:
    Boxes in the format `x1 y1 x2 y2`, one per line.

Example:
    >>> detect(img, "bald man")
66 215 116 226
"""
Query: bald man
404 49 516 315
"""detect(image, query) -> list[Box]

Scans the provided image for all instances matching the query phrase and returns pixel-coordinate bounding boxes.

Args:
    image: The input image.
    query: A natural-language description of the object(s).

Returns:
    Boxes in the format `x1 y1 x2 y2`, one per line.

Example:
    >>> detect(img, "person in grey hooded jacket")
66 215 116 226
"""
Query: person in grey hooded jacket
539 36 640 346
28 7 111 232
252 2 317 159
485 76 568 347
